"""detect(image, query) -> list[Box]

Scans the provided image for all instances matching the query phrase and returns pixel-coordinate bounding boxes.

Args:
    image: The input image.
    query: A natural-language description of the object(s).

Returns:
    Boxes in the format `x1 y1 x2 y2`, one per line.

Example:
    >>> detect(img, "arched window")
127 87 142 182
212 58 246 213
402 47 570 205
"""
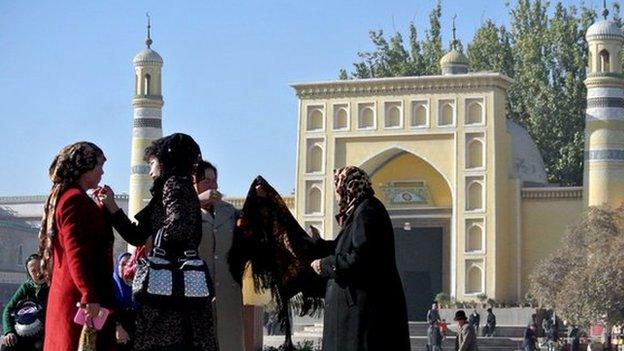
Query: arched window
143 74 151 95
135 74 139 95
467 225 483 252
467 139 484 169
307 109 324 130
359 107 375 129
17 245 23 265
588 51 593 72
306 186 322 214
334 108 349 130
600 49 610 73
467 102 483 124
412 104 428 127
466 265 483 294
385 105 401 128
439 103 454 126
467 181 484 211
307 145 323 173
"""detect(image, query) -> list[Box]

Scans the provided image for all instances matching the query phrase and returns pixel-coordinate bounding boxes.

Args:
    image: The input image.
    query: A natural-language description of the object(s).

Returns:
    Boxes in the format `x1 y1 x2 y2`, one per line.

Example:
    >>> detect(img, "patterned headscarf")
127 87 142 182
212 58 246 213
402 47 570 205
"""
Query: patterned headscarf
334 166 374 226
38 142 105 277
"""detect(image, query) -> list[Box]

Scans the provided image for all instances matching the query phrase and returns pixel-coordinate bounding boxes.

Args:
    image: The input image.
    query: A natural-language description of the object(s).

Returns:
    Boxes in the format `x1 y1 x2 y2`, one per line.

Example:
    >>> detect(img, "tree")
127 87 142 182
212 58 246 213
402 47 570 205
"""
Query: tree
421 0 443 75
530 206 624 327
467 20 513 77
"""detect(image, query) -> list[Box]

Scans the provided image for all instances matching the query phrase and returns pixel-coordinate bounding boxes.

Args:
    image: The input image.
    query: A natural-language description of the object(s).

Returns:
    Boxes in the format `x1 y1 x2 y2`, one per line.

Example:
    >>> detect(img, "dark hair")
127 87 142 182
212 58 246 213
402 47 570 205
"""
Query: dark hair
194 160 218 181
26 254 40 265
143 133 202 177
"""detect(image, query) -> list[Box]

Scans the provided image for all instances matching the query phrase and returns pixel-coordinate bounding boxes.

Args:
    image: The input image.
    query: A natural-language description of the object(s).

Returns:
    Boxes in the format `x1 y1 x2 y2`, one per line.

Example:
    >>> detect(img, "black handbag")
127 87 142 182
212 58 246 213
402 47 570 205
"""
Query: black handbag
132 229 214 305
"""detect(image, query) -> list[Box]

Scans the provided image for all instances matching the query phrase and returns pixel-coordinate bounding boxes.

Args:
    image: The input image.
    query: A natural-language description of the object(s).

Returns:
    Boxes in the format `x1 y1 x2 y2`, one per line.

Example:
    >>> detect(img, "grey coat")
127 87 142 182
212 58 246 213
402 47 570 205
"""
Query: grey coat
198 202 245 351
456 323 478 351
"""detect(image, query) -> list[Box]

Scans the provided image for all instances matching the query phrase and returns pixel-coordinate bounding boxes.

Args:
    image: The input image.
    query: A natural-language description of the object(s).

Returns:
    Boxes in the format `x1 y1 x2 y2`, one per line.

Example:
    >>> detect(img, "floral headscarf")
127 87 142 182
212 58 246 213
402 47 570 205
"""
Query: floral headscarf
333 166 374 226
38 142 105 278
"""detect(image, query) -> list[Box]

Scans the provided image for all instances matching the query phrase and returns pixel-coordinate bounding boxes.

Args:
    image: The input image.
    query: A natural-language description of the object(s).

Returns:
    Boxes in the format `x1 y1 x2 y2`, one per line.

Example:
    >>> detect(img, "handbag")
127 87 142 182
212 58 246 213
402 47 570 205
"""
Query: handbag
132 228 214 305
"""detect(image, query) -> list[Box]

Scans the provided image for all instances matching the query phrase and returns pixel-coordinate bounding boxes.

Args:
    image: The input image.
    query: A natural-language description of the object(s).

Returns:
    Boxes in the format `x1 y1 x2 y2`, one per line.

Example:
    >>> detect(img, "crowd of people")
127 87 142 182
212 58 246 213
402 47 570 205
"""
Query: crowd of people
1 133 414 351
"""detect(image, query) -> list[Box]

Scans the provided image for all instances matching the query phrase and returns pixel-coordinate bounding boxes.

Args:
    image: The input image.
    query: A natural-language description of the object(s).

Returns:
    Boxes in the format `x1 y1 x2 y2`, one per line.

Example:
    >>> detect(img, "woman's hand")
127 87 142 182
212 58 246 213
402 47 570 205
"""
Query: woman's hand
311 259 322 275
116 324 131 344
84 303 101 319
95 185 120 213
198 189 222 208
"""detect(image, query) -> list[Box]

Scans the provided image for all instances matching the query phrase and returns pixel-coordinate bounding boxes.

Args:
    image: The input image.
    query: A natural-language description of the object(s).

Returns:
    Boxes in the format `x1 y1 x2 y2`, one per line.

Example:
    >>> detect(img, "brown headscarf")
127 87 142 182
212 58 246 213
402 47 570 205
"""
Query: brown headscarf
38 142 105 278
334 166 374 226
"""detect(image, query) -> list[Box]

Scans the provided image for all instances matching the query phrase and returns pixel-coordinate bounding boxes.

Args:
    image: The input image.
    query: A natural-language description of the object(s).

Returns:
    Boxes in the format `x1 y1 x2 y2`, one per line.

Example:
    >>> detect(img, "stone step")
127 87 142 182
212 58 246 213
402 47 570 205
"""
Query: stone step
264 335 526 351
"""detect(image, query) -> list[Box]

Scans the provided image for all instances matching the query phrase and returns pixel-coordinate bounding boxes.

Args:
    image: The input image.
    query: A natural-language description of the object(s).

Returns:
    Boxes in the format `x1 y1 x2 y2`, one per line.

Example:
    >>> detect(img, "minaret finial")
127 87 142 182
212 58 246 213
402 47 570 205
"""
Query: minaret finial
452 15 458 50
603 0 610 20
145 12 153 48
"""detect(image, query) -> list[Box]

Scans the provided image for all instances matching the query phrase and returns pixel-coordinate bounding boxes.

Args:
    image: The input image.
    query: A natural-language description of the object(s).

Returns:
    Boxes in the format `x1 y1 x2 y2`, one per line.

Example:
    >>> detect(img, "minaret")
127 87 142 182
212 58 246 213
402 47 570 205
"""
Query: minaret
584 2 624 207
129 14 164 218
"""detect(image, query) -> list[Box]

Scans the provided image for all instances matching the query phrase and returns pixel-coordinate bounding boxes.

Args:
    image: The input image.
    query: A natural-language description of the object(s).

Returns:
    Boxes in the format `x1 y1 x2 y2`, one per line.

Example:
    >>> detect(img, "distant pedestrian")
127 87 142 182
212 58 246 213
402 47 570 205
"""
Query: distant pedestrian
454 310 478 351
469 310 481 335
112 252 136 351
483 308 496 337
568 325 580 351
523 324 538 351
428 303 441 325
428 322 443 351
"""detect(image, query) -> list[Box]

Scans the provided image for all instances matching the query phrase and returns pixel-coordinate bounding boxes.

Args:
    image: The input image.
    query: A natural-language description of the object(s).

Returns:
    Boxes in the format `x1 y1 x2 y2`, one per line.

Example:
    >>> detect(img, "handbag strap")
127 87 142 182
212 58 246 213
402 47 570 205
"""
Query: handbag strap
151 228 167 257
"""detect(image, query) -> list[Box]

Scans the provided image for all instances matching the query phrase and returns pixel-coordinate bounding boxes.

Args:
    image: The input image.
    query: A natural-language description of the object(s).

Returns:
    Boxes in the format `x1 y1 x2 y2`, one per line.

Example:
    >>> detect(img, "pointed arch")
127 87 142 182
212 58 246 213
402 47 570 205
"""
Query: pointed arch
466 264 483 294
600 49 610 73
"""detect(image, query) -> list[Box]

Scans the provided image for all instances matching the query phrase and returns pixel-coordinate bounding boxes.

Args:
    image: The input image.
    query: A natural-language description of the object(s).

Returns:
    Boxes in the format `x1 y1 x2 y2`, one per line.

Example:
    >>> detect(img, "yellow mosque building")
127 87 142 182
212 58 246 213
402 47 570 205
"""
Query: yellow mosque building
290 17 624 319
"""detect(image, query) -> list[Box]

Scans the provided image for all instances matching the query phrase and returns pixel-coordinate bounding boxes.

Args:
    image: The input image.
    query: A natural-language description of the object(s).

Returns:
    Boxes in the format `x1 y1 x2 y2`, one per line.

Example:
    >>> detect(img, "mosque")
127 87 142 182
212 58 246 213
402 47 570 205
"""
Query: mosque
1 13 623 323
290 14 624 319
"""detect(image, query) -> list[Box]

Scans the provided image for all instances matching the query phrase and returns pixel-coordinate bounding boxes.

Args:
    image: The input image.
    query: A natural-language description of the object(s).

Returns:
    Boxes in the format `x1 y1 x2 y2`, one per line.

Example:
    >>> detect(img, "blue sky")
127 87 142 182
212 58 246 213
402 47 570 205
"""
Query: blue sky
0 0 596 197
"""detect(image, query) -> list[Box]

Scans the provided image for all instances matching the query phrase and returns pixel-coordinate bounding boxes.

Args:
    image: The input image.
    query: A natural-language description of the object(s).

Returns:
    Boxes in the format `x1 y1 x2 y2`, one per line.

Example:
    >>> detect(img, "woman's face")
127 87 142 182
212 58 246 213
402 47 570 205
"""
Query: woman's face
79 156 105 190
118 255 132 284
26 259 44 284
148 156 161 179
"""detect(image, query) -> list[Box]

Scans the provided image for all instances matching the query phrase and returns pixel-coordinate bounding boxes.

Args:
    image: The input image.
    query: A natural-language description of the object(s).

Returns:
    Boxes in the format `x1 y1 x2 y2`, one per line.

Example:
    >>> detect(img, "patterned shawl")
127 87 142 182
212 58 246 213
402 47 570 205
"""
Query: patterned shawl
228 176 331 329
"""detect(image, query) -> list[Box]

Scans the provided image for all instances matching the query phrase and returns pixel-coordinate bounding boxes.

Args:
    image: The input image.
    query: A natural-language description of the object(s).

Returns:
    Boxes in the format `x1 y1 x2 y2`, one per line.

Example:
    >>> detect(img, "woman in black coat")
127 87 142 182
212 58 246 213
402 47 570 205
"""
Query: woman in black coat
310 166 411 351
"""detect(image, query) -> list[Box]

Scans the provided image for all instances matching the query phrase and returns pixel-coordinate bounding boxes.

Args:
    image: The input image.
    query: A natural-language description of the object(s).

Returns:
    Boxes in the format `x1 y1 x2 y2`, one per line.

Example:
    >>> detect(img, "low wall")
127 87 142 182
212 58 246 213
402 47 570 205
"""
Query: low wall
439 307 535 326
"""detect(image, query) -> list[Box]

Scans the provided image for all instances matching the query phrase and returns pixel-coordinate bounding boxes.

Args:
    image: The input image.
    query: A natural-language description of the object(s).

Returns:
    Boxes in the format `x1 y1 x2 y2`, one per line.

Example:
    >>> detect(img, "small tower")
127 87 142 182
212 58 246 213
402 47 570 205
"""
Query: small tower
584 2 624 207
128 14 164 218
440 16 469 75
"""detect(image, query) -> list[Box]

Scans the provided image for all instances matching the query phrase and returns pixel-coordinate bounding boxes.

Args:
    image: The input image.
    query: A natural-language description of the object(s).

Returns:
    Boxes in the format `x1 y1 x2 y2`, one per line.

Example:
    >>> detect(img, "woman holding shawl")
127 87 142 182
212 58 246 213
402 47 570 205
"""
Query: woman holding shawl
310 166 411 351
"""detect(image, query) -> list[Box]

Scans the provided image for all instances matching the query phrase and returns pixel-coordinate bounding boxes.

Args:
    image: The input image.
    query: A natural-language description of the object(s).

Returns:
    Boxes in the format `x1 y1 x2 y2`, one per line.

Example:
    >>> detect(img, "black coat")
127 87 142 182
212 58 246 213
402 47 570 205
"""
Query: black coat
319 196 410 351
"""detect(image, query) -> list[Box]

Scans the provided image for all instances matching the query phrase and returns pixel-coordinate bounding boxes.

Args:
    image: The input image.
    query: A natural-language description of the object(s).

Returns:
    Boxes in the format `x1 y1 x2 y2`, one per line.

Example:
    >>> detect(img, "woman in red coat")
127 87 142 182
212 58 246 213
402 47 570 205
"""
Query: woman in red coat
38 141 117 351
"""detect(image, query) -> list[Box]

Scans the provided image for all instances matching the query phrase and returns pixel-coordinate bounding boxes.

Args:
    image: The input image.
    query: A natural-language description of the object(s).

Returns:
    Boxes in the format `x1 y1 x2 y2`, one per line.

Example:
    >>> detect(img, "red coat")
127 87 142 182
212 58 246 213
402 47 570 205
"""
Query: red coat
44 186 116 351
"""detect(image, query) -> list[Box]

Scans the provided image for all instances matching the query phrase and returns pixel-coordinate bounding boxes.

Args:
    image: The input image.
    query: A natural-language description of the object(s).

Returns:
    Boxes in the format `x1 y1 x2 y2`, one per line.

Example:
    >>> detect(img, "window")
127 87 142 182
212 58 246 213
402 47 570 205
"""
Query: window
17 245 23 266
143 74 151 95
600 49 610 73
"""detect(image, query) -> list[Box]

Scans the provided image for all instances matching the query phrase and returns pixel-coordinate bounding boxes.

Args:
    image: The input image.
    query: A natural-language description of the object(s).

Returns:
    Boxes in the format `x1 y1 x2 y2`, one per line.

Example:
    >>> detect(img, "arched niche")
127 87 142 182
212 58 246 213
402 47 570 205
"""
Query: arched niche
385 105 401 128
467 181 484 211
467 224 483 252
412 103 428 127
334 107 349 130
307 144 323 173
466 264 483 294
359 106 375 129
307 108 324 131
439 102 454 126
306 186 322 214
467 139 484 169
466 102 484 125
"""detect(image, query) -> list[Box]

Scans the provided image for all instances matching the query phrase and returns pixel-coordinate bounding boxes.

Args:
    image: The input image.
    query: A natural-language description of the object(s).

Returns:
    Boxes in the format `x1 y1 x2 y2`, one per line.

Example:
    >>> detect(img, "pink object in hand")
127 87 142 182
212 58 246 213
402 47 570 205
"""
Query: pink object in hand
73 306 110 331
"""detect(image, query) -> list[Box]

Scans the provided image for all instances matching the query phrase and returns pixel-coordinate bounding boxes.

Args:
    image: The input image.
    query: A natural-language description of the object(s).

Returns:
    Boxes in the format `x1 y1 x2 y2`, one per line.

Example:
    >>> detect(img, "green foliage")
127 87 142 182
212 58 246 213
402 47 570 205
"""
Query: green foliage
530 206 624 326
339 0 622 186
435 292 451 306
476 293 488 303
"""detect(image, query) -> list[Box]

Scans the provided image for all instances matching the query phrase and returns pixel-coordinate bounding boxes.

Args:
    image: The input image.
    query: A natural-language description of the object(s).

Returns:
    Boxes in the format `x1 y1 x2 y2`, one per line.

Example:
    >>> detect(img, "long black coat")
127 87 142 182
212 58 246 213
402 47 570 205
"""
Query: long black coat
319 196 410 351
